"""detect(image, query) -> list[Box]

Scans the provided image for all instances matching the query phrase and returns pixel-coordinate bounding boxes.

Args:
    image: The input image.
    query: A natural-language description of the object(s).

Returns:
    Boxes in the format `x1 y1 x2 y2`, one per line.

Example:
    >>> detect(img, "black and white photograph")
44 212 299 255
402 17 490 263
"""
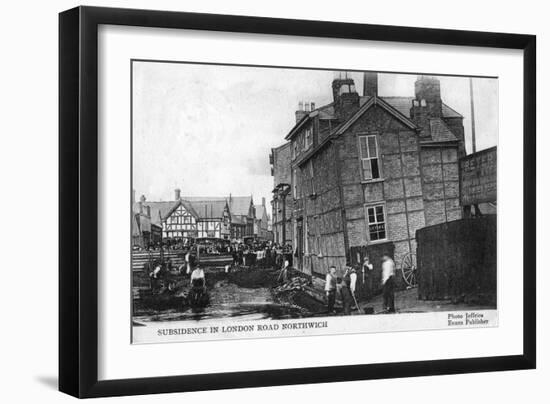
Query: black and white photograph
131 62 498 343
0 0 544 401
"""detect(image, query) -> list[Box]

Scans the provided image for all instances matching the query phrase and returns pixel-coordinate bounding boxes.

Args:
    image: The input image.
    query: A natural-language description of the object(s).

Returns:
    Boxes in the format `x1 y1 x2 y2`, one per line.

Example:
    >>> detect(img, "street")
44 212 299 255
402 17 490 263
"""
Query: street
133 264 496 326
133 266 324 323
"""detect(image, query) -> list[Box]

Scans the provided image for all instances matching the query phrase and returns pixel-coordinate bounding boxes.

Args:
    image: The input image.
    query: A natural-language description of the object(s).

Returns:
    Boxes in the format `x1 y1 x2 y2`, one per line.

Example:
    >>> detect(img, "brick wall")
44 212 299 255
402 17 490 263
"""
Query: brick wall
444 117 466 157
286 102 463 281
297 144 347 275
420 145 462 227
342 105 425 270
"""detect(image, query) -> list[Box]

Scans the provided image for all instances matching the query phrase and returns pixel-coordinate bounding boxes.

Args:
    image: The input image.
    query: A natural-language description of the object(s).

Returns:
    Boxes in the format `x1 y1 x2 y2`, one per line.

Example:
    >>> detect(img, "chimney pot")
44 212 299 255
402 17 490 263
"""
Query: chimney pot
295 102 308 123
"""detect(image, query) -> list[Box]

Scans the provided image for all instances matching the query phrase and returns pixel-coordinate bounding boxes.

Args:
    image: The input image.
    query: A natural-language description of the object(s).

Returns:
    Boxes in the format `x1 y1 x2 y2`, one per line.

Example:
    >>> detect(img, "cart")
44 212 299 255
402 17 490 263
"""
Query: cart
400 252 417 288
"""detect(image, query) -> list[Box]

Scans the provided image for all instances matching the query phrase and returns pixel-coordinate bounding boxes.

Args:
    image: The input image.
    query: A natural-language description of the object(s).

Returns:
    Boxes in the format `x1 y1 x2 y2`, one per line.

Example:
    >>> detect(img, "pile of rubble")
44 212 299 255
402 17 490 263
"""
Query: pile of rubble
273 276 311 294
272 276 327 314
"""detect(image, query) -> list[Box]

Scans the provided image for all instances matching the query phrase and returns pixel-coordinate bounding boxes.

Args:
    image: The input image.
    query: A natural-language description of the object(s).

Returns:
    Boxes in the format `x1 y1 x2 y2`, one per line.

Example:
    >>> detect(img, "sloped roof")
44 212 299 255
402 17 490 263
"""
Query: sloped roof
333 96 417 137
368 96 463 119
311 96 462 121
286 95 462 141
316 102 336 120
147 198 229 222
160 200 199 221
427 118 458 142
145 195 253 223
142 201 175 226
183 195 254 217
183 196 226 202
442 103 463 119
187 200 228 219
229 196 253 217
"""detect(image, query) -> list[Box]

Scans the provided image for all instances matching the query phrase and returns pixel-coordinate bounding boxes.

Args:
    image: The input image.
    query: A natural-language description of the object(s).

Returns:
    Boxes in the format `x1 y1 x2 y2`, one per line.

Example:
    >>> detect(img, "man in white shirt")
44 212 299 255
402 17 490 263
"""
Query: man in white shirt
349 267 358 295
381 255 396 313
324 266 337 314
185 250 191 275
190 266 206 289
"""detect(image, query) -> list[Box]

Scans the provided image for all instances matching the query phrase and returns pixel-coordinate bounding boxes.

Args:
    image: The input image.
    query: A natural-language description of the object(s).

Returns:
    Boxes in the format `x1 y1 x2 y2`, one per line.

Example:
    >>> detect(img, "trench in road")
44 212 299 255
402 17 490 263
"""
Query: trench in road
134 278 307 323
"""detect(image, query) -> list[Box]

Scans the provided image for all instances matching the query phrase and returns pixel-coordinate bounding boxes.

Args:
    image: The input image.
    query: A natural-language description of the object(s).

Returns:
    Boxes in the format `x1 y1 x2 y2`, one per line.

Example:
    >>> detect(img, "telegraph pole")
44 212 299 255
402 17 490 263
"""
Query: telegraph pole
469 77 477 154
468 77 482 217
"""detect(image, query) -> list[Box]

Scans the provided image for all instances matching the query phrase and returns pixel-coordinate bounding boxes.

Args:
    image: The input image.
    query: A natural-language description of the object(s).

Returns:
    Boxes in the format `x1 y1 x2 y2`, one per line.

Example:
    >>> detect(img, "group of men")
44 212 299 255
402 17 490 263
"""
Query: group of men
324 255 396 315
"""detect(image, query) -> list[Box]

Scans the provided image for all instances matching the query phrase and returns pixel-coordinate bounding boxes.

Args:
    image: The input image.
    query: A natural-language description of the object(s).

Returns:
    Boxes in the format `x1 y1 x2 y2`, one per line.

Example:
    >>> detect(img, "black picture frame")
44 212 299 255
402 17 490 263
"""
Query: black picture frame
59 5 536 398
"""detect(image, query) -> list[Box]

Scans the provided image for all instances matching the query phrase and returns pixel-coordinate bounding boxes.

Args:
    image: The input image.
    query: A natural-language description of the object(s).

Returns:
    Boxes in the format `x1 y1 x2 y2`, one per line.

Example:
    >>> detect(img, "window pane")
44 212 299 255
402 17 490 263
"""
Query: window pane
363 165 372 180
371 158 380 179
367 206 387 241
367 208 375 222
368 136 378 157
360 137 368 158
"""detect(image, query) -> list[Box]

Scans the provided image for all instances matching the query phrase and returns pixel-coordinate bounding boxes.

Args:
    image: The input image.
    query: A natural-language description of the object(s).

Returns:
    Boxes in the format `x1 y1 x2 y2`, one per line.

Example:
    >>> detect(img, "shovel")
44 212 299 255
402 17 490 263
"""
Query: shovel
351 291 364 313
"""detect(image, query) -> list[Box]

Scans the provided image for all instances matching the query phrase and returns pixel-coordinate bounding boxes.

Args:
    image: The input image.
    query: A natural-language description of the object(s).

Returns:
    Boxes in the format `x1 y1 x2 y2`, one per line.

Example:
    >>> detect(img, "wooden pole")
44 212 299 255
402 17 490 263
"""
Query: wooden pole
469 77 477 154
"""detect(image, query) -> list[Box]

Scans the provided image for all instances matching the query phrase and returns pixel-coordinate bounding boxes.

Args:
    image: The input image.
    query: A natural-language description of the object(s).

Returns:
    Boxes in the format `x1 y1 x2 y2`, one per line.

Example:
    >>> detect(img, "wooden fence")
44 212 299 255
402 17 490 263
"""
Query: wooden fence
131 250 233 272
416 215 497 302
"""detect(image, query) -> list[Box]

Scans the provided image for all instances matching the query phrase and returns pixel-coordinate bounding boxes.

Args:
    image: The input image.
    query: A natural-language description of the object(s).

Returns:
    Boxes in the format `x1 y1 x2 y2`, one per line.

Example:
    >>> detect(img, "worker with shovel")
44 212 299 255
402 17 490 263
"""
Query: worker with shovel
339 270 354 316
347 265 361 312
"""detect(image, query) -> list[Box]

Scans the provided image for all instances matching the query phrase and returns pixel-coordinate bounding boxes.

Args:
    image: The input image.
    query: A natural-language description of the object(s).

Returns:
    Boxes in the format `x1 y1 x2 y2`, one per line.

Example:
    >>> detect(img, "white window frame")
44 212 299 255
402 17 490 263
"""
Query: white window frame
308 160 315 195
304 127 312 150
358 134 382 181
365 203 388 242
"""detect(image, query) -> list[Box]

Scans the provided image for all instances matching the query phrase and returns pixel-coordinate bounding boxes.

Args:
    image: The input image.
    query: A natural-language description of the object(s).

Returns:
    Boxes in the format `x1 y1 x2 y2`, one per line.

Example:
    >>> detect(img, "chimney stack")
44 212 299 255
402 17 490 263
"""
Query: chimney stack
414 75 442 116
174 188 181 200
262 197 266 207
363 72 378 97
295 102 306 123
410 75 443 137
295 101 315 123
332 71 359 118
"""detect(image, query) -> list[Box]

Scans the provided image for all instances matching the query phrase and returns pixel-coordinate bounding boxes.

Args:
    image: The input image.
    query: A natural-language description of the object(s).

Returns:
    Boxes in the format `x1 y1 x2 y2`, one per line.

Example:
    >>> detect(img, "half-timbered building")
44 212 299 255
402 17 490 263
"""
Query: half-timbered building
147 189 231 241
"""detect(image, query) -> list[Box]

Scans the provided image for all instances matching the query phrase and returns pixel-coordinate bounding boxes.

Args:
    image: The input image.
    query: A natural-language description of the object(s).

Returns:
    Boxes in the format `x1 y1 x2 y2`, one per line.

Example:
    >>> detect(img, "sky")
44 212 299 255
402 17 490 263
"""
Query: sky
132 61 498 204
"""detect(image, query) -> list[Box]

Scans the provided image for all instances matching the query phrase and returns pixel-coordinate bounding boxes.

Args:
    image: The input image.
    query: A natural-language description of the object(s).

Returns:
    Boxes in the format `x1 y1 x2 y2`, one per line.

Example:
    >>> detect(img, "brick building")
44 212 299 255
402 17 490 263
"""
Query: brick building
270 142 294 245
276 72 465 278
131 193 163 247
